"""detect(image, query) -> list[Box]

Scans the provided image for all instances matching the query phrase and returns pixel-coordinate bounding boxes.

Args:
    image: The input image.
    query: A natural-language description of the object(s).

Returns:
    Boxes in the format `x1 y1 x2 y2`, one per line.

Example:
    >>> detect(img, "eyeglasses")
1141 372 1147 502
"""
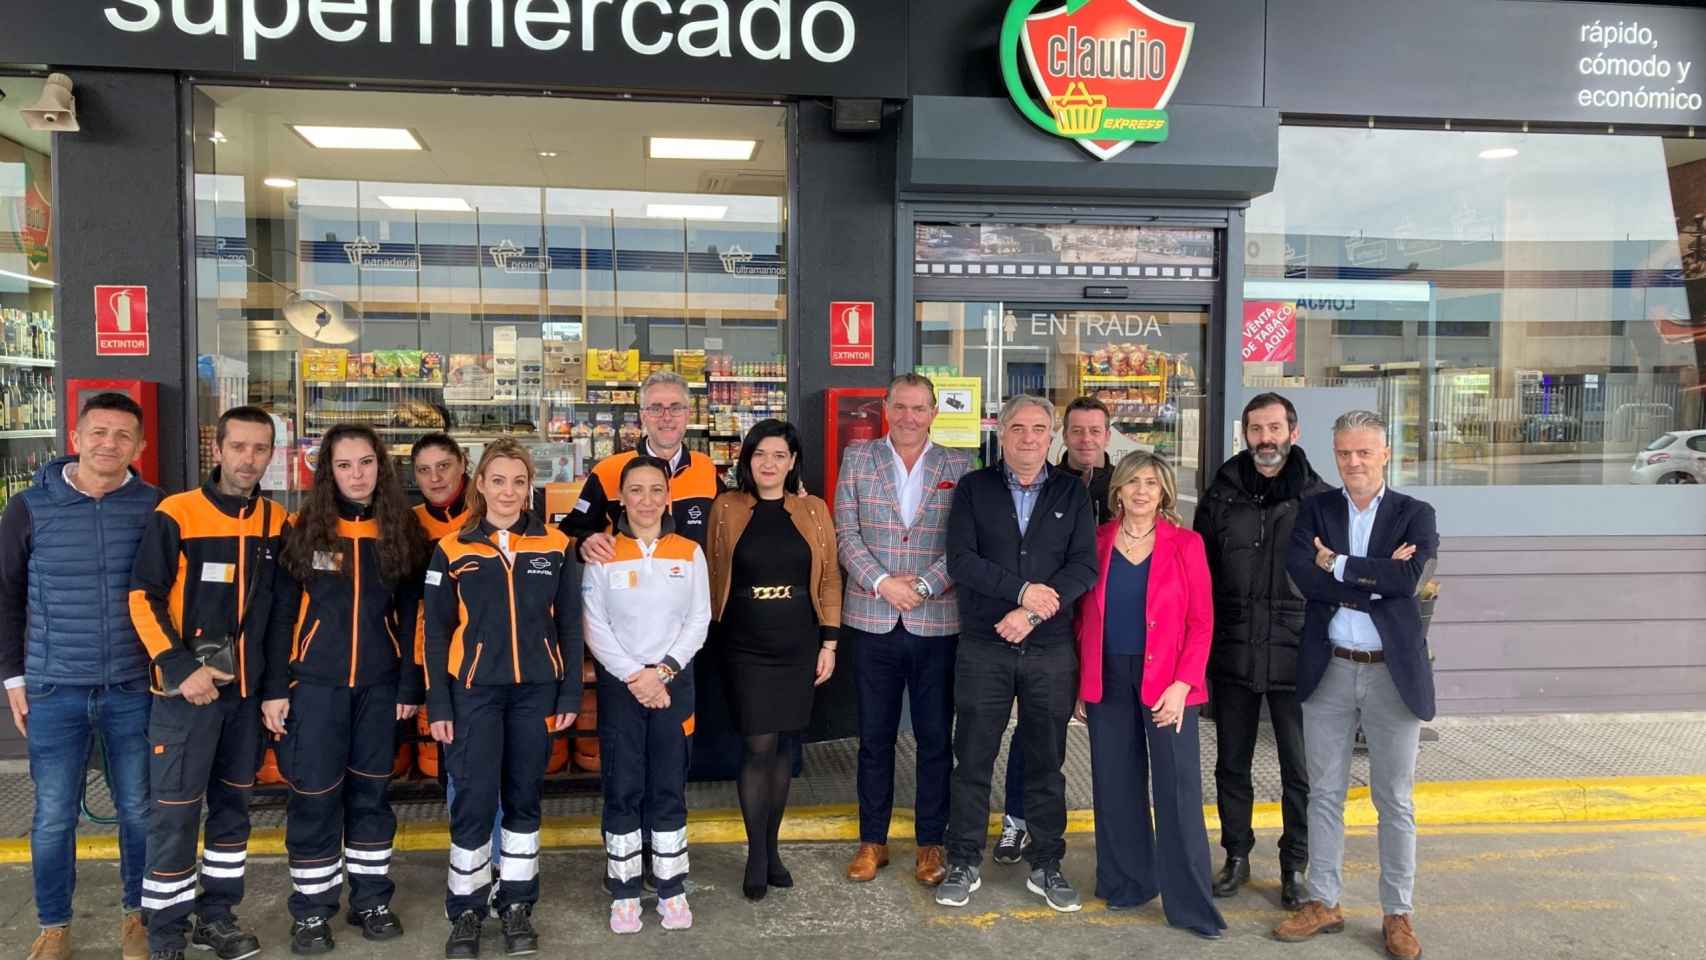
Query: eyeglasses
642 404 691 418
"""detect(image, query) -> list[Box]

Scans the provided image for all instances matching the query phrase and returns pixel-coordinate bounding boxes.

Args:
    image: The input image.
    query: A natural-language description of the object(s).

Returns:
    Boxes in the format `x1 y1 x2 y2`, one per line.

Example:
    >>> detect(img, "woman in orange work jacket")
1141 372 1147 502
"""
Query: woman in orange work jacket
260 423 430 953
422 439 584 959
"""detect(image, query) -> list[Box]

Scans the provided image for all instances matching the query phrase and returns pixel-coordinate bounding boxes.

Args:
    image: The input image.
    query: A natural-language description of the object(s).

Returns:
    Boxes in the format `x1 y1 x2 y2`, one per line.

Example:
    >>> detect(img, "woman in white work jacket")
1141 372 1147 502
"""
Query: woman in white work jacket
581 454 711 934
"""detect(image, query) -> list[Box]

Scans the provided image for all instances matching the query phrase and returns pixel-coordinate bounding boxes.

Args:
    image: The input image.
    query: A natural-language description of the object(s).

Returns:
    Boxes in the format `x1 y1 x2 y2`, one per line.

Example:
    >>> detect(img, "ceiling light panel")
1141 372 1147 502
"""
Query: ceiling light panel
648 137 758 161
293 125 424 150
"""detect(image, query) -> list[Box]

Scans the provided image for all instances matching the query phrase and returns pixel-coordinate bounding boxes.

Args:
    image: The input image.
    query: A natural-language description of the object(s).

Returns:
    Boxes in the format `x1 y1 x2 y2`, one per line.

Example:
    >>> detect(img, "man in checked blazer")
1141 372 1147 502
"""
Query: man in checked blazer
835 373 973 888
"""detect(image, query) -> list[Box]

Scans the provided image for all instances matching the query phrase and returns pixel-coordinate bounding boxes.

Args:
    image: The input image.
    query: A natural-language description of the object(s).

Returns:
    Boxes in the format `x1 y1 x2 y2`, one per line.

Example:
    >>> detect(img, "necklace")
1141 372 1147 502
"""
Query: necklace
1119 522 1156 541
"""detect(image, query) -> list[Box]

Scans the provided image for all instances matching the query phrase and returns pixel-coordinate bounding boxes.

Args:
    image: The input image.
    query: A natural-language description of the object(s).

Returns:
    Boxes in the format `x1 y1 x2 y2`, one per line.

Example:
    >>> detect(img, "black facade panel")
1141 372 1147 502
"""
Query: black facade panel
902 96 1278 200
52 70 193 490
795 99 897 497
1267 0 1706 125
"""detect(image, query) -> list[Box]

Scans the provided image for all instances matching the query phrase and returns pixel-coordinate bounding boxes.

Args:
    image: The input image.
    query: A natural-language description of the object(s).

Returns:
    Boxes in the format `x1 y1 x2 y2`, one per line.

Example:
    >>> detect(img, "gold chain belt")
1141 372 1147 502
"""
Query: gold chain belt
749 585 796 601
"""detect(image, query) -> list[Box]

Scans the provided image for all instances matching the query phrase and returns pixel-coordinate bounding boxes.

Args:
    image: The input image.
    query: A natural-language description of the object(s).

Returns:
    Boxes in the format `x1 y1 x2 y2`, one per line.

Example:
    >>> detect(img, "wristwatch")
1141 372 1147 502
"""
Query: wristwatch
1025 611 1043 627
654 663 676 685
912 578 933 600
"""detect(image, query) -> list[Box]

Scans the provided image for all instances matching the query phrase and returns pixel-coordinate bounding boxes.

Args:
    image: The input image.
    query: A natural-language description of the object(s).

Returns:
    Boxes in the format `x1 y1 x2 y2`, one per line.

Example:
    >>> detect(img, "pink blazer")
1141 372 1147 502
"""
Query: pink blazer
1076 518 1214 708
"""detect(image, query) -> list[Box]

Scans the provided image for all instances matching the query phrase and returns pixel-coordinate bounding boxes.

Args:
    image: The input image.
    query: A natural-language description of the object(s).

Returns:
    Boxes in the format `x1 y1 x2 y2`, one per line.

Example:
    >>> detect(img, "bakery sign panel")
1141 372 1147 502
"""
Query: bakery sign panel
1000 0 1195 159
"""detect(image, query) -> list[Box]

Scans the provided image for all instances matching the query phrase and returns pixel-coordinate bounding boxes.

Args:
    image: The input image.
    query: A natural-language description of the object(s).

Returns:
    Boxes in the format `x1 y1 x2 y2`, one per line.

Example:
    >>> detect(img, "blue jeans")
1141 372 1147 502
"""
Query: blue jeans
28 680 152 927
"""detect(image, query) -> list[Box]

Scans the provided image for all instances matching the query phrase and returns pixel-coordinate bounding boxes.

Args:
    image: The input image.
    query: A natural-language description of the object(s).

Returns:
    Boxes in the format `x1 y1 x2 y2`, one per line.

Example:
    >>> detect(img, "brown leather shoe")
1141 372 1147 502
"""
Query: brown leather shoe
1383 913 1422 959
28 926 70 960
1272 900 1345 942
914 845 947 886
846 842 890 882
121 913 147 960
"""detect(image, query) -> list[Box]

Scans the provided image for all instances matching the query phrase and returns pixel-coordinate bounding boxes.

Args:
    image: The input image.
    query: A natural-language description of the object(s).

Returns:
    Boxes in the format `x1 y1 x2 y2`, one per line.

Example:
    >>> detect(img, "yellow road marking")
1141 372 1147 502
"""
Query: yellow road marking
16 776 1706 865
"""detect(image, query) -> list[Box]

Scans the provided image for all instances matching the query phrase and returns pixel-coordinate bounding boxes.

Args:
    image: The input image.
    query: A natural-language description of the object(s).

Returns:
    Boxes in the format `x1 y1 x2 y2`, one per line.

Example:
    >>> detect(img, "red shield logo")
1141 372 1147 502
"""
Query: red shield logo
1018 0 1194 159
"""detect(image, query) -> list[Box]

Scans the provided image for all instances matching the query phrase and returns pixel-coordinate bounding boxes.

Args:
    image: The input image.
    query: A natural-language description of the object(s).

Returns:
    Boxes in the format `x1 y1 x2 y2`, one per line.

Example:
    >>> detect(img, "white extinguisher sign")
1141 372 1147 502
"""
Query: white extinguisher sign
94 285 151 357
829 300 874 367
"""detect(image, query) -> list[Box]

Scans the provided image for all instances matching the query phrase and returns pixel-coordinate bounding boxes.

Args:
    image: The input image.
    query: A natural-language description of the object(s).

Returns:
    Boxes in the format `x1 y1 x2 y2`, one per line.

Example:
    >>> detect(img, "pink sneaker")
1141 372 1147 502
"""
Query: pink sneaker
610 898 643 934
658 894 693 931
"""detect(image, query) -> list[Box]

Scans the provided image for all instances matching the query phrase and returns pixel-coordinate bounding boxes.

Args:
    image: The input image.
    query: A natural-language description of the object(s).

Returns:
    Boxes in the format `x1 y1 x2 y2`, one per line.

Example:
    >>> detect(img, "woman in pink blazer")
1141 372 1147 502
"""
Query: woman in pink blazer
1075 451 1225 940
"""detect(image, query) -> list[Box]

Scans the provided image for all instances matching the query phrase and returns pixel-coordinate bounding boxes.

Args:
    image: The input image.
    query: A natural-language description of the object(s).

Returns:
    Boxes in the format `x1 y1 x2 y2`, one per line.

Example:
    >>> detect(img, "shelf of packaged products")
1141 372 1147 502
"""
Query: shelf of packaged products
0 429 55 439
0 356 55 368
707 375 787 383
306 380 445 389
1081 374 1166 384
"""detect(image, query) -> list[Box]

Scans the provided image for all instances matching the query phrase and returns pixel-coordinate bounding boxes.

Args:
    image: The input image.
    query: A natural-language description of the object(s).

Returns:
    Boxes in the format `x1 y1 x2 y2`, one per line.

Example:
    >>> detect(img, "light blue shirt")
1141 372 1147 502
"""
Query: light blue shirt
1328 486 1385 652
1004 462 1049 537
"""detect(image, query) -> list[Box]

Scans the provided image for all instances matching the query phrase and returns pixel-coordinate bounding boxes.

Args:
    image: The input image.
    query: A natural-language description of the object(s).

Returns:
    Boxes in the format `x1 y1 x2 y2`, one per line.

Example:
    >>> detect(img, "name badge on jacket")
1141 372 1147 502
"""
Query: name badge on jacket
201 562 235 583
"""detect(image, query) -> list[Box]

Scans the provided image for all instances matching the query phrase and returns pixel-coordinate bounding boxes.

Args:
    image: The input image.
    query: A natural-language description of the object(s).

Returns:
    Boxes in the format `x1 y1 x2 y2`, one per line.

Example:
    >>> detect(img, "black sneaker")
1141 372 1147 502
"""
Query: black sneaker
288 917 334 956
189 917 261 960
347 905 404 942
499 905 538 957
445 911 483 960
992 817 1030 865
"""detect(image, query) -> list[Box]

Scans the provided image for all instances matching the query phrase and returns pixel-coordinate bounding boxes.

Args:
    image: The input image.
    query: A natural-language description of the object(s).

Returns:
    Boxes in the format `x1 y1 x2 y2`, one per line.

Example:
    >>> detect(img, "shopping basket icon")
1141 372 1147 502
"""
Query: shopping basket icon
1048 82 1107 136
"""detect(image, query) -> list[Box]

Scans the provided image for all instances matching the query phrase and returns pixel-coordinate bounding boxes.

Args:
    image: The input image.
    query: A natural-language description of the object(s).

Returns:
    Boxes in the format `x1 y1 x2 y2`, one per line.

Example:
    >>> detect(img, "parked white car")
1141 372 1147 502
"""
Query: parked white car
1630 430 1706 484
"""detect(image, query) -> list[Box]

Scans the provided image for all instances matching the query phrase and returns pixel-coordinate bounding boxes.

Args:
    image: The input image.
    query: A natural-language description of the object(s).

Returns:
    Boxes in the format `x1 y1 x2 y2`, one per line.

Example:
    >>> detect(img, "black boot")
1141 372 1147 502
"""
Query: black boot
1280 869 1306 910
190 916 261 960
346 905 404 941
499 904 538 957
1211 855 1250 898
288 917 334 956
444 910 483 960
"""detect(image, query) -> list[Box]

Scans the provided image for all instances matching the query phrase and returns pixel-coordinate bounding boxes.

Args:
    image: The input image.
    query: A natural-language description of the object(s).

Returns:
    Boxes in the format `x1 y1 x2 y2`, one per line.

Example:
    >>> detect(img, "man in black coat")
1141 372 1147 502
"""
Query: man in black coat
1194 393 1330 908
937 395 1098 914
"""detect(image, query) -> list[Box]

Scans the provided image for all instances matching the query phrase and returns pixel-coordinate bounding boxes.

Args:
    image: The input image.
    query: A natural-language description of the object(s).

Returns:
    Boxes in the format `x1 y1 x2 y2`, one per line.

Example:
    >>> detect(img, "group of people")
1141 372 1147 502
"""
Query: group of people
5 368 1438 960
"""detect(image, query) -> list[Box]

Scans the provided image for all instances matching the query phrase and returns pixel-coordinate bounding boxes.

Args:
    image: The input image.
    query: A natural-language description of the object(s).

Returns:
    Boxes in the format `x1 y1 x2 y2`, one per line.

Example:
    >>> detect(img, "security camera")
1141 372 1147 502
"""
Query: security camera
22 74 78 133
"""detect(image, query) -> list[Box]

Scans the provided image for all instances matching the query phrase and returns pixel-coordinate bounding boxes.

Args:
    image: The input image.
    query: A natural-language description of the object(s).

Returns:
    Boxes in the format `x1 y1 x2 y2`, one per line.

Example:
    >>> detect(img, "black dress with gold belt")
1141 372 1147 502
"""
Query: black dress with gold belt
722 496 818 735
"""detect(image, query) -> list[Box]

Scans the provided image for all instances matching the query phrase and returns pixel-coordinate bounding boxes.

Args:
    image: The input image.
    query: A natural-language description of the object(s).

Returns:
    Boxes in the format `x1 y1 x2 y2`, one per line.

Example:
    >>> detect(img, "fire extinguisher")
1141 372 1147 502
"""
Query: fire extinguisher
846 400 883 442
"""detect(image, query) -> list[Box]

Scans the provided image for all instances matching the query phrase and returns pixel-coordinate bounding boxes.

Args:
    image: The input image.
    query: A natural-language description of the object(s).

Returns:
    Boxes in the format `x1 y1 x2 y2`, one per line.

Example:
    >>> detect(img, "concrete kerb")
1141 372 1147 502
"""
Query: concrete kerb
7 775 1704 864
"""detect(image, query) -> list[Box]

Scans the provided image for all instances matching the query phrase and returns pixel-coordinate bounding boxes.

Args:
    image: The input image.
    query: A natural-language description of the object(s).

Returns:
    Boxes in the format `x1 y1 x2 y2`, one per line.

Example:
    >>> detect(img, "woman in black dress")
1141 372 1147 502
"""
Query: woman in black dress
707 419 843 900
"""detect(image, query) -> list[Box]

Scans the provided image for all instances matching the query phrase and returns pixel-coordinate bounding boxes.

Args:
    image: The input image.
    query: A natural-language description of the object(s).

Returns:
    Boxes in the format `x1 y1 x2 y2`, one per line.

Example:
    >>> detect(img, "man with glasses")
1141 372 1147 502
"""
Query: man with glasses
560 371 718 559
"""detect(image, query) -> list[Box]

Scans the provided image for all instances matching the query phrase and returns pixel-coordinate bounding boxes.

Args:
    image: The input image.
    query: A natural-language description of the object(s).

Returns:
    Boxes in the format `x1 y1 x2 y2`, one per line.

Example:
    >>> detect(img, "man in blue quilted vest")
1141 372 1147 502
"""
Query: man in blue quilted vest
0 392 163 960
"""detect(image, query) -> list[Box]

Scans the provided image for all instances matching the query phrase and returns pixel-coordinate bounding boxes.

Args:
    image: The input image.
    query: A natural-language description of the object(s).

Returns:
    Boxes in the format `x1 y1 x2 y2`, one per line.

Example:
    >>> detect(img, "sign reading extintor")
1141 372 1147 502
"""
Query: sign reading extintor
829 300 875 367
1001 0 1194 159
94 285 150 357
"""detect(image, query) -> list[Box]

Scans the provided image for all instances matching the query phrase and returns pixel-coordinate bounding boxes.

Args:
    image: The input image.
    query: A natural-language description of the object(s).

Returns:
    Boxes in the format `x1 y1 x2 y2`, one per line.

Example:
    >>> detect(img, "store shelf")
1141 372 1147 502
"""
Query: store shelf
1081 374 1165 384
0 356 55 368
306 380 445 389
0 429 55 439
707 375 787 383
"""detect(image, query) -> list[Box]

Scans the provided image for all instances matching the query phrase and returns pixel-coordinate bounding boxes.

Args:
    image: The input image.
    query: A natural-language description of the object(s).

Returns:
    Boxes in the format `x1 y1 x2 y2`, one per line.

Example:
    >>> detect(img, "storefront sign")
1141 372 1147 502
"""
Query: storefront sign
929 375 983 448
0 2 908 100
718 244 786 277
487 239 551 274
94 285 150 356
1241 299 1296 363
1267 0 1706 126
343 236 420 272
829 300 873 366
1000 0 1195 159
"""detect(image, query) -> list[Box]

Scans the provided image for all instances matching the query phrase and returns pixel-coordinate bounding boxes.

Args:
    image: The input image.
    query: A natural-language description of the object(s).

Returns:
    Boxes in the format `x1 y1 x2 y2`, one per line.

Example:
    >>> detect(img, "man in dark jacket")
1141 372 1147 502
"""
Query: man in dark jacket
993 395 1114 865
0 393 162 960
1193 393 1330 908
937 395 1098 913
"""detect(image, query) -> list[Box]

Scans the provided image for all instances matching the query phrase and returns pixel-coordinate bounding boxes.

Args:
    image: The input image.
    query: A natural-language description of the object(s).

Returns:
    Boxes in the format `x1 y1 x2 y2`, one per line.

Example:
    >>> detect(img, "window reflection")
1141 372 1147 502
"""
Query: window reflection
1246 127 1705 486
191 87 788 497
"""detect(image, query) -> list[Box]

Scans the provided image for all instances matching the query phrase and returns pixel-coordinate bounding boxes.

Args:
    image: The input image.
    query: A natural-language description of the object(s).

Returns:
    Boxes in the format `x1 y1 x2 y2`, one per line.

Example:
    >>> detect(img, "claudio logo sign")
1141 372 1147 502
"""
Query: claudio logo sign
1000 0 1194 160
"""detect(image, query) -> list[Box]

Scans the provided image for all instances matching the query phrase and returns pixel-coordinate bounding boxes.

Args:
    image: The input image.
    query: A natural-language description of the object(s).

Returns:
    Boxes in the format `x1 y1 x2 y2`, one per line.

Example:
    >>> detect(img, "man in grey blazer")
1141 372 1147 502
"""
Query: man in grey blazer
835 373 973 887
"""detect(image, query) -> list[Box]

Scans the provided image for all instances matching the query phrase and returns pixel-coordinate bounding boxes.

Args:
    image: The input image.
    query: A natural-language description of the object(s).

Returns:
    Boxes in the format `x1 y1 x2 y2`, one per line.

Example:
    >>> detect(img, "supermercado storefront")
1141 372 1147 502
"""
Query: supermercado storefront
2 0 1703 728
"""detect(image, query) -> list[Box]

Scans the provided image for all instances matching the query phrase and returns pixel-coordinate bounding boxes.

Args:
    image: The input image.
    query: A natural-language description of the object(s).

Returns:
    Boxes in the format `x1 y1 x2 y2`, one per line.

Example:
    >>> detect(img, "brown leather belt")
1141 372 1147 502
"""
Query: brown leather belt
1332 646 1385 664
